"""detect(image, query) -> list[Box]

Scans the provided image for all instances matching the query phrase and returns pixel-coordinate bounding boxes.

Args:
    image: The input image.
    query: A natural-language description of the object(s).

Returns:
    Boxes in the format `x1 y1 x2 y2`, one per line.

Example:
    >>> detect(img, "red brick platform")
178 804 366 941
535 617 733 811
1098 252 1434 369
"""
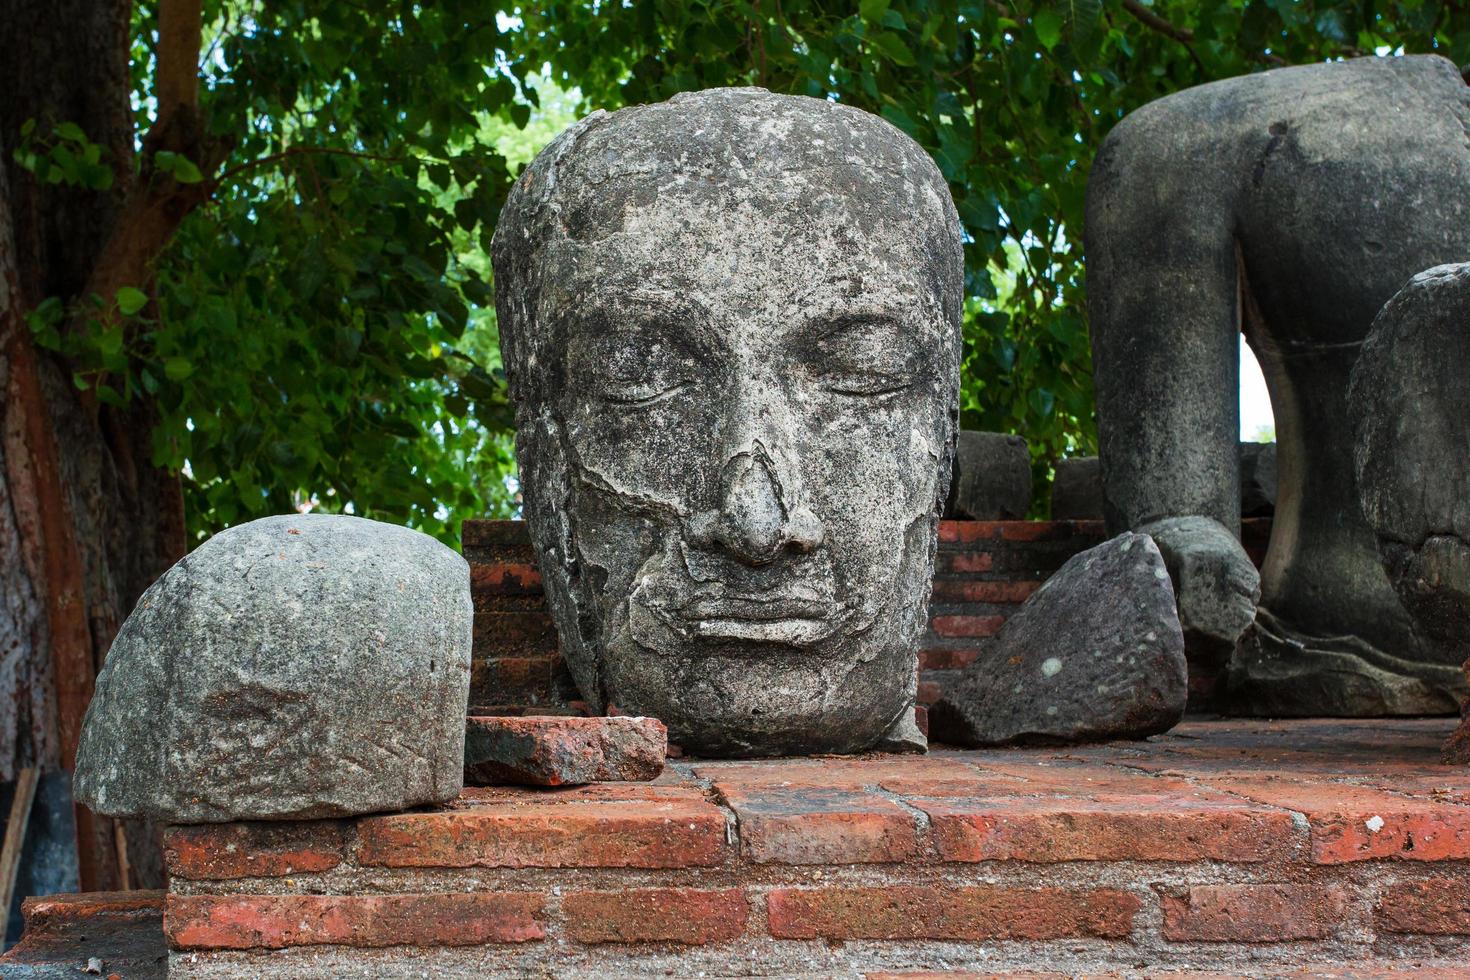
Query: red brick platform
122 718 1469 977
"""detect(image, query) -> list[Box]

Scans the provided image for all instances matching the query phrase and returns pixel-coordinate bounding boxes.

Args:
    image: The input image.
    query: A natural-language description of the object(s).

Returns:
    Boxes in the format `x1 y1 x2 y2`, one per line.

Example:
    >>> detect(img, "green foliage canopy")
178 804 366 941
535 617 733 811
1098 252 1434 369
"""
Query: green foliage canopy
26 1 1470 542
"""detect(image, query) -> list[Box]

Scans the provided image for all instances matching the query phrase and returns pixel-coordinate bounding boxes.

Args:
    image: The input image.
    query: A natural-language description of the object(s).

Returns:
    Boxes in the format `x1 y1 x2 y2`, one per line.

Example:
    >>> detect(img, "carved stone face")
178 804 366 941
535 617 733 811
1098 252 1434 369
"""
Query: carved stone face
493 89 962 756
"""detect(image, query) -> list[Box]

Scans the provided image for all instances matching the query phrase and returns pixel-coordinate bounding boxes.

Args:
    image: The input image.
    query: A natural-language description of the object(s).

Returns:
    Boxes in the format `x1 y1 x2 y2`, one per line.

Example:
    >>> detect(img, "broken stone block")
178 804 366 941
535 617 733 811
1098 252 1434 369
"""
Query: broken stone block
75 514 472 823
1050 456 1104 520
464 716 667 786
928 530 1187 746
945 431 1032 520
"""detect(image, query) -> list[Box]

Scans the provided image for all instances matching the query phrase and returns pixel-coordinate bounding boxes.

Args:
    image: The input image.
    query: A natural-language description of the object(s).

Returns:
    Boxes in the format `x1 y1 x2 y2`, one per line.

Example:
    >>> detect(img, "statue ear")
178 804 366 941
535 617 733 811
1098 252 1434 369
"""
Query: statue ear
519 410 607 714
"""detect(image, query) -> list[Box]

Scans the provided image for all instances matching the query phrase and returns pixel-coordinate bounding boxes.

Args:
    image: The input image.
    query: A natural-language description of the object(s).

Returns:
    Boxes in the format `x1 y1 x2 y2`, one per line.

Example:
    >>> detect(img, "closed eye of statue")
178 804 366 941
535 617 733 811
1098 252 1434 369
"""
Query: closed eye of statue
809 315 925 399
590 333 695 407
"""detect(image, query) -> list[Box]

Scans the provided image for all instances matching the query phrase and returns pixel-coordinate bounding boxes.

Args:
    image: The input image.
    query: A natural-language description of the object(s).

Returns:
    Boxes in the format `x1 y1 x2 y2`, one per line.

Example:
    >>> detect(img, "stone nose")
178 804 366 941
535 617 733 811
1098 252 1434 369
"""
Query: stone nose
701 447 825 566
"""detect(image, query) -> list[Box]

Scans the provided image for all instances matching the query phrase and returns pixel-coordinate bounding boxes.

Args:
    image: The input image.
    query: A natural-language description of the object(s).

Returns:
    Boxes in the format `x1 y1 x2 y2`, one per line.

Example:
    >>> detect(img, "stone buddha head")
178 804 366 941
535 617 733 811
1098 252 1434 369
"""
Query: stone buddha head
492 88 962 756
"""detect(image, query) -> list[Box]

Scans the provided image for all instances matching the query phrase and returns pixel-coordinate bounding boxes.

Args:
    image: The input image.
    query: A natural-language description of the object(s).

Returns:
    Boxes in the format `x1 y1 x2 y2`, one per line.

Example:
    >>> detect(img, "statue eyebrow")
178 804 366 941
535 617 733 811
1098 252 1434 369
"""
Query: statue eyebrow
556 291 720 347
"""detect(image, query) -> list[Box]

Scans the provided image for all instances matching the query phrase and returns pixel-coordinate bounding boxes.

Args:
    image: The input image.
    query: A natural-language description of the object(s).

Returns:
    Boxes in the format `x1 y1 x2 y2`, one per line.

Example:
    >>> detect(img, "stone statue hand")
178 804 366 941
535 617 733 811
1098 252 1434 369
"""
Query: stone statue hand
1138 515 1261 653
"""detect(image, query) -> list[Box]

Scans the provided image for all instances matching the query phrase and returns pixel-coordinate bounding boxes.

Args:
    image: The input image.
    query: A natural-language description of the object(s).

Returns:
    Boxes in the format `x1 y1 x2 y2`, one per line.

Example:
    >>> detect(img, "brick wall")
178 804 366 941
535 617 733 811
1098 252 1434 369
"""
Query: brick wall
153 718 1470 978
464 518 1271 717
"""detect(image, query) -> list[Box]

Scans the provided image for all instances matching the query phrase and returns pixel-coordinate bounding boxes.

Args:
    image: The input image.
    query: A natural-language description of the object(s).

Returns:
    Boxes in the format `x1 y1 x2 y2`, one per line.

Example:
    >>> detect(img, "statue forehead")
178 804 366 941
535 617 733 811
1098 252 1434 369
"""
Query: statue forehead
540 89 955 247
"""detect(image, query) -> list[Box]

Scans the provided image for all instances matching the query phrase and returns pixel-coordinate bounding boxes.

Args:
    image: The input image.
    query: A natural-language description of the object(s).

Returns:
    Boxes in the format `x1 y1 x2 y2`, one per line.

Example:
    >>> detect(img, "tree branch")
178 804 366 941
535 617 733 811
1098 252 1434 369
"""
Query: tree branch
157 0 202 116
212 145 405 188
1121 0 1194 43
1120 0 1206 74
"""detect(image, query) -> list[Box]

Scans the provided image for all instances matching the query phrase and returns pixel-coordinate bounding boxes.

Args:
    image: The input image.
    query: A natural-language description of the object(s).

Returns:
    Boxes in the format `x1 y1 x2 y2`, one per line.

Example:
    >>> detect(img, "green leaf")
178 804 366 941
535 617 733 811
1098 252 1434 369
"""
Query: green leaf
859 0 890 23
171 156 205 184
54 121 85 142
1034 10 1063 50
869 31 916 66
164 357 194 381
116 286 148 315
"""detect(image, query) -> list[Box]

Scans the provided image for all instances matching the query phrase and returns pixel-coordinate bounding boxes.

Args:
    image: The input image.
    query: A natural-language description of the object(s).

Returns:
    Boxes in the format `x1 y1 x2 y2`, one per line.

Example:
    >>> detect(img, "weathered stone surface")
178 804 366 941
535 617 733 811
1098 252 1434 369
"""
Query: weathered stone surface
1086 54 1470 716
929 531 1186 745
75 514 472 823
1050 456 1103 520
1349 263 1470 752
464 715 667 786
944 431 1031 520
492 88 962 756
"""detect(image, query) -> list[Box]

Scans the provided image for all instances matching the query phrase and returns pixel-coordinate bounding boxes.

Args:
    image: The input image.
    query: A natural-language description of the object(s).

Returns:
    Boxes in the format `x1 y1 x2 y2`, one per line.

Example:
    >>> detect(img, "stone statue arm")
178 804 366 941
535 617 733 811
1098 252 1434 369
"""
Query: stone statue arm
1084 115 1261 655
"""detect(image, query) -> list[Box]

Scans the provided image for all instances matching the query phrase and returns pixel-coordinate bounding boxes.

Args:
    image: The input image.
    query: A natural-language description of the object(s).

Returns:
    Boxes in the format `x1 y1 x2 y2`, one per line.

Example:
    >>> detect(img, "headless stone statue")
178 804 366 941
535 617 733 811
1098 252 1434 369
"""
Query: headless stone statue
1086 55 1470 715
492 88 963 756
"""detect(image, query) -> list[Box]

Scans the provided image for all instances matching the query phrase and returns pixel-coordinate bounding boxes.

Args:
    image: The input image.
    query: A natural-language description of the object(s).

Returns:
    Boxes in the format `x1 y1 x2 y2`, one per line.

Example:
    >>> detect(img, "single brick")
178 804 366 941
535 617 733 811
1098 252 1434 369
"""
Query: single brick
471 562 544 595
460 519 532 549
1204 778 1470 863
766 885 1140 941
473 611 559 654
931 614 1006 638
1377 879 1470 934
472 655 557 704
696 756 979 793
928 579 1040 604
165 893 544 950
917 679 945 705
938 551 994 573
916 797 1298 864
919 647 982 671
999 520 1097 542
937 522 1000 544
719 787 921 865
1161 884 1346 942
562 888 747 945
464 715 666 786
164 821 346 880
356 796 727 868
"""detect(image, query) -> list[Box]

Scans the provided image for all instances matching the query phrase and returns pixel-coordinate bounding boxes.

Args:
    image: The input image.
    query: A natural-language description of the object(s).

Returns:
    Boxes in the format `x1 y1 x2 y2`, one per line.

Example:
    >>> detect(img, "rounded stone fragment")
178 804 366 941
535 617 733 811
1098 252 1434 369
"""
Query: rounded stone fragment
75 514 472 823
929 531 1187 746
1349 263 1470 759
945 431 1032 520
1351 263 1470 659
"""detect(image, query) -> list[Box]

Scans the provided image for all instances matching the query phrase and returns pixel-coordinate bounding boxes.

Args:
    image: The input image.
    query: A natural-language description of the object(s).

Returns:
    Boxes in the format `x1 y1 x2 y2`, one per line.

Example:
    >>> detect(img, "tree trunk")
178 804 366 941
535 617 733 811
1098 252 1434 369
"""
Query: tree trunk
0 0 205 892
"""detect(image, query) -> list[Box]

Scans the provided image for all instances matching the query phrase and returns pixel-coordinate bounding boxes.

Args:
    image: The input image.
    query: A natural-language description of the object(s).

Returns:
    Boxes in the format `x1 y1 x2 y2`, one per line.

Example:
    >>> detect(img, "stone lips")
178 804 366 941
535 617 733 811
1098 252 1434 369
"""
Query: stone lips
74 513 473 823
929 530 1187 746
491 87 963 757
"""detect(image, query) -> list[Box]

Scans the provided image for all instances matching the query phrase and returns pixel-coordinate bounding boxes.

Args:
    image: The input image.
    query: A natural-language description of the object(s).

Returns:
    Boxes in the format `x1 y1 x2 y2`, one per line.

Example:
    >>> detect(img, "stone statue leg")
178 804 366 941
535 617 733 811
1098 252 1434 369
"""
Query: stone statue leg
1086 116 1261 706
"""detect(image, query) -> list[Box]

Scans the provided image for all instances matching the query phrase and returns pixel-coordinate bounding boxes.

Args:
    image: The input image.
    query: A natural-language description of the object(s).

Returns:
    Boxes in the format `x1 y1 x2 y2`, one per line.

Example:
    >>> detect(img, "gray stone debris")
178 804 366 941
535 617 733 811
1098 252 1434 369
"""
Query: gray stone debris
1052 447 1275 522
929 531 1187 746
1349 263 1470 731
1050 456 1104 521
75 514 472 823
1087 55 1470 716
944 431 1031 520
492 87 963 757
